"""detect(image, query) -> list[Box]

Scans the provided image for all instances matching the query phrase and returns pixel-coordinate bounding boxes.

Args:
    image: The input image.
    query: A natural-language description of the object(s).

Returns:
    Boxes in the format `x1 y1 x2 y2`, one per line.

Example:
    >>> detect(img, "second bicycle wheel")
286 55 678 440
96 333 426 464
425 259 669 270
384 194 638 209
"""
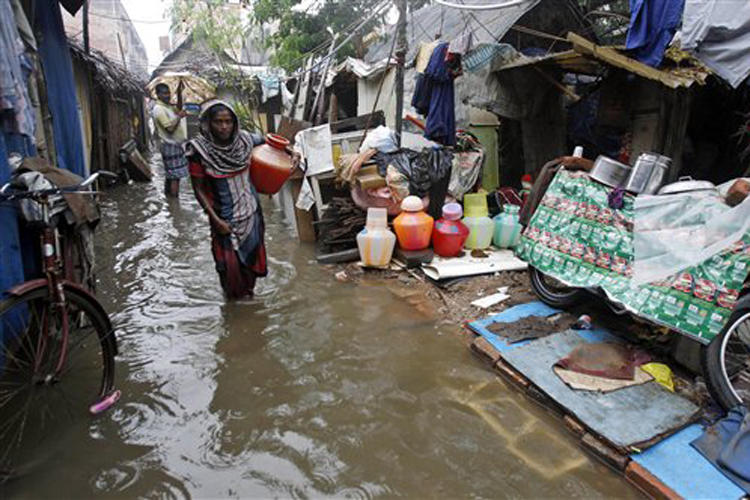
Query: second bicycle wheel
0 285 116 481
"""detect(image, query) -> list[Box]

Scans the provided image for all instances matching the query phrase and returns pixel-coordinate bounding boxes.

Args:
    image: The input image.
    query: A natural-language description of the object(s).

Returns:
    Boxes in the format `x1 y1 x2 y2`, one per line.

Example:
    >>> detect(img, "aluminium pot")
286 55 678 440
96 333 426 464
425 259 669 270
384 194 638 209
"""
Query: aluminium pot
590 156 631 189
657 176 716 195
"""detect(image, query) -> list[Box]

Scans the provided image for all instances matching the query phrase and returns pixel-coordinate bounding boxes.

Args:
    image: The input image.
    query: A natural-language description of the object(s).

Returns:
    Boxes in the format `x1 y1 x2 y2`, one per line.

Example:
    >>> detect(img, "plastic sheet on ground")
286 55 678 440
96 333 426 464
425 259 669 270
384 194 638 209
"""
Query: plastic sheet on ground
422 248 526 281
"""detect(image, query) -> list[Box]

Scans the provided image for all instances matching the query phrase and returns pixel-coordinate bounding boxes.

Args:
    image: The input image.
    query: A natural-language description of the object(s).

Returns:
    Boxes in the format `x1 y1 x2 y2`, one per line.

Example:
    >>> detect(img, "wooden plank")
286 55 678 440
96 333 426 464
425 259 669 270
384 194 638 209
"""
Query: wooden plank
500 330 700 452
277 117 311 144
567 32 694 89
316 248 360 264
329 111 385 134
290 177 316 243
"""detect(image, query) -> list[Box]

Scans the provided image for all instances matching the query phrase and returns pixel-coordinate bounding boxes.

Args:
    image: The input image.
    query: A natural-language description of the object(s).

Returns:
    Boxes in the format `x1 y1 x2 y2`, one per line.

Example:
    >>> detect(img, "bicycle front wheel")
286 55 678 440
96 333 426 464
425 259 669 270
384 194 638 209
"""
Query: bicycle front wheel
0 285 116 481
703 307 750 411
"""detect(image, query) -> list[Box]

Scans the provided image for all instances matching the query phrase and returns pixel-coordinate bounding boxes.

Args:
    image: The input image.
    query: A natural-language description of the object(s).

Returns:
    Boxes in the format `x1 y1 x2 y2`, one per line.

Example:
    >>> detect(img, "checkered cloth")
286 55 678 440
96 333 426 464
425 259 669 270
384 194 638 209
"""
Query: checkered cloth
160 142 188 179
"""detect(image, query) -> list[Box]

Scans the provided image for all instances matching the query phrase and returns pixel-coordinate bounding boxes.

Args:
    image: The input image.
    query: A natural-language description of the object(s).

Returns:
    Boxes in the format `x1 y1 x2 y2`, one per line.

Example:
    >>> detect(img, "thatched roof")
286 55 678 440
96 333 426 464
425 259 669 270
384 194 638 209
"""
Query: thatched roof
68 38 146 97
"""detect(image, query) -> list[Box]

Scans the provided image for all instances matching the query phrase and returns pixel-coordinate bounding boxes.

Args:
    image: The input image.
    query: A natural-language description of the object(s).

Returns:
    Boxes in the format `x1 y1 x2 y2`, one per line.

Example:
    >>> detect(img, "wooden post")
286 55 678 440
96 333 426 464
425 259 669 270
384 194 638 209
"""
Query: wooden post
311 34 338 125
82 0 90 54
116 33 127 70
394 0 407 146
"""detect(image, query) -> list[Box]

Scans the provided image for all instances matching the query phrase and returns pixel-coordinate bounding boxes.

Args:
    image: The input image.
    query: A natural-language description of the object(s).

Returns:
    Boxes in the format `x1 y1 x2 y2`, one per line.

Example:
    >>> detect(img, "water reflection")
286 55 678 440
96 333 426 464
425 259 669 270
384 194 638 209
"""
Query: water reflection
3 174 638 498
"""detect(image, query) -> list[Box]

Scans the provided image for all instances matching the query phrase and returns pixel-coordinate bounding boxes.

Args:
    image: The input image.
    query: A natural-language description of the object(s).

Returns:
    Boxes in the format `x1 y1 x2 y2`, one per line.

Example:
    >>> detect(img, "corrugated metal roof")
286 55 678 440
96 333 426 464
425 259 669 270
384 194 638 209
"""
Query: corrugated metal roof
365 0 539 63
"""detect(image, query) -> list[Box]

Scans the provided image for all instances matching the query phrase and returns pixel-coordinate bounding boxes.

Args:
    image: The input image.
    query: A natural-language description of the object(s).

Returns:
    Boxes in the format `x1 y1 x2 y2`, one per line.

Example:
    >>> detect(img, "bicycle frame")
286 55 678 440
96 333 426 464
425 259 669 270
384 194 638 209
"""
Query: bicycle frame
29 195 70 378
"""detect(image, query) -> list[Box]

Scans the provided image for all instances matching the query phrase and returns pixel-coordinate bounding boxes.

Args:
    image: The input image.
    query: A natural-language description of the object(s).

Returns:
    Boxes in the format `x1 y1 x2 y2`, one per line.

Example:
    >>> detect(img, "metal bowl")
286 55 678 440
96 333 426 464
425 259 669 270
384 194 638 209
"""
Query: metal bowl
590 156 631 189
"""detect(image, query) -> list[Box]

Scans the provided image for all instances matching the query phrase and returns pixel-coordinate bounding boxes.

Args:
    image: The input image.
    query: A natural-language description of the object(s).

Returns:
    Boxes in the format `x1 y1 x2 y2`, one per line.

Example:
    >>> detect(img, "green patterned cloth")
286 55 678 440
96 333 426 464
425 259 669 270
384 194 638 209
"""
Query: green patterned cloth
516 169 749 343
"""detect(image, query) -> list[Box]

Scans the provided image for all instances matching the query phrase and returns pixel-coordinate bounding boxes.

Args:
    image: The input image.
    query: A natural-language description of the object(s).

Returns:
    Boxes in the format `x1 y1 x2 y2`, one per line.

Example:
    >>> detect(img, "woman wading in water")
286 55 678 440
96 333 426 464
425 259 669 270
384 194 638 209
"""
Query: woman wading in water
186 100 297 299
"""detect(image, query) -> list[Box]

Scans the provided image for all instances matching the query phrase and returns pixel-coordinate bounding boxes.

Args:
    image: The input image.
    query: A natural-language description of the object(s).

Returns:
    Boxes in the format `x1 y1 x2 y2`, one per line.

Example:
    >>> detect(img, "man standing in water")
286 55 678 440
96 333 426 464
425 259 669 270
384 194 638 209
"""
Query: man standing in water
153 82 188 196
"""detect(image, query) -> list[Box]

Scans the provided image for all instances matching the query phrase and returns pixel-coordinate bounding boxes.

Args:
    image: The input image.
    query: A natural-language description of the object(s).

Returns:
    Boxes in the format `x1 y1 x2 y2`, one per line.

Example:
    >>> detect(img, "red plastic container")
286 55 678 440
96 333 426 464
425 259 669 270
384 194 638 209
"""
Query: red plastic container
432 203 470 257
250 133 293 195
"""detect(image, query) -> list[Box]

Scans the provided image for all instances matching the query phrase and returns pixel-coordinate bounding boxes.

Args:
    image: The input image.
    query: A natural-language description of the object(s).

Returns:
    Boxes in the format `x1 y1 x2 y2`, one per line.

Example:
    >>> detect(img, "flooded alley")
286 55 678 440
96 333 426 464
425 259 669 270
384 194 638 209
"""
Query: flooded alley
5 177 636 498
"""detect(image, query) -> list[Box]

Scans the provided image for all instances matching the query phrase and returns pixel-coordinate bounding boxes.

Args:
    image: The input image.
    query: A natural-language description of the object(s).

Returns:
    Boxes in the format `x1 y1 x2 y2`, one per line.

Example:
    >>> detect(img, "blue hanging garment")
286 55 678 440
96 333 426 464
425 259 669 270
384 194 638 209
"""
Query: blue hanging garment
424 43 456 147
625 0 685 67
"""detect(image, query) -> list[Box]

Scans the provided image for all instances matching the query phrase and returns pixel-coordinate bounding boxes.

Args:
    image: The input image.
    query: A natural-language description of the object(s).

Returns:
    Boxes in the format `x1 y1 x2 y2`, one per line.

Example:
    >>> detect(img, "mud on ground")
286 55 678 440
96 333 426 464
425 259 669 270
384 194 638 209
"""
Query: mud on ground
328 263 547 327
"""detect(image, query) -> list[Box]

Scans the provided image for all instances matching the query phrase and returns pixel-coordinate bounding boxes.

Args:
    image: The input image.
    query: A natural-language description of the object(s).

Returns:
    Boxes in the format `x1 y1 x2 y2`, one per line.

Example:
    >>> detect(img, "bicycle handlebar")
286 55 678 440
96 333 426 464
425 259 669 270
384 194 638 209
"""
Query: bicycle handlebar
0 170 118 202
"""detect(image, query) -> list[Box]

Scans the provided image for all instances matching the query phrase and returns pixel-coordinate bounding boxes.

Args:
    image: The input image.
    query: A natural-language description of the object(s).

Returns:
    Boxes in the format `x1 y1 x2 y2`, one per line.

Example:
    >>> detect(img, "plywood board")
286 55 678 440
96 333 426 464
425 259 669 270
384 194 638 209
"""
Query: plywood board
501 329 699 450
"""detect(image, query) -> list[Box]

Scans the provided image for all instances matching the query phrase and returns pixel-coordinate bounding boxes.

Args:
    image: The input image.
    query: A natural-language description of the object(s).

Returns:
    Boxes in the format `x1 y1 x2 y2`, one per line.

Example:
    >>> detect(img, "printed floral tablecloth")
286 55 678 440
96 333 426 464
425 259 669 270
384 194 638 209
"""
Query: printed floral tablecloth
516 169 750 343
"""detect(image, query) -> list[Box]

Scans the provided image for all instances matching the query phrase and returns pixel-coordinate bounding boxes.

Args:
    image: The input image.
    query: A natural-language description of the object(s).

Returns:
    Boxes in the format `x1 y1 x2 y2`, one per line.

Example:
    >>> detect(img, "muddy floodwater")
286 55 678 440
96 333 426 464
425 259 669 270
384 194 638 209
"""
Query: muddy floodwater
6 175 639 498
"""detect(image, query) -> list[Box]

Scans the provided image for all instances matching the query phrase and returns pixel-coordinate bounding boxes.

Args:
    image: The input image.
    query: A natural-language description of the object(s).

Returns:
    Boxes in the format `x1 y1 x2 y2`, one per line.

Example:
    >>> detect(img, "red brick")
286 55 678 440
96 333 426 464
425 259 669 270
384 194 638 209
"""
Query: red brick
581 433 629 471
470 337 501 364
564 415 586 437
625 461 681 500
494 358 530 388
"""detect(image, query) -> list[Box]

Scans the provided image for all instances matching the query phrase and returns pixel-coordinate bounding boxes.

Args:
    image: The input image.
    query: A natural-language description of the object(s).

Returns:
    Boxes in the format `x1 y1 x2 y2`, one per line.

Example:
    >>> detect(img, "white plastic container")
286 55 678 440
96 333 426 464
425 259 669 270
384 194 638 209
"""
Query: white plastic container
357 208 396 267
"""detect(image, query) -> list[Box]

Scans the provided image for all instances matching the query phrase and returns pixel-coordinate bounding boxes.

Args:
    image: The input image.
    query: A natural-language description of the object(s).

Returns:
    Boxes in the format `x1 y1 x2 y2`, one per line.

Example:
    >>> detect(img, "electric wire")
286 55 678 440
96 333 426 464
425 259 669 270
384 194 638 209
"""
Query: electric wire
281 0 393 75
290 0 394 78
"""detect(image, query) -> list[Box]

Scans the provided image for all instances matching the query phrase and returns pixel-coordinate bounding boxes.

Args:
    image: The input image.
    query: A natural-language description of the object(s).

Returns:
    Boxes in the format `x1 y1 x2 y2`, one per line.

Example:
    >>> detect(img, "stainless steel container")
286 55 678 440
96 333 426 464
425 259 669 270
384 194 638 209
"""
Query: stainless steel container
590 156 631 189
625 153 672 194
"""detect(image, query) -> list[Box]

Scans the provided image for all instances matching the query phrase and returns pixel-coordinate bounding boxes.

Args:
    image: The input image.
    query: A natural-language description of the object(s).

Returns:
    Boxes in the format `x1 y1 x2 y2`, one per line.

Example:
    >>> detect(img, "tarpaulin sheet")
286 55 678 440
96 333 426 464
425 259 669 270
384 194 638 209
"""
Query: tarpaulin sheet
682 0 750 88
34 0 85 177
0 134 24 297
516 170 750 343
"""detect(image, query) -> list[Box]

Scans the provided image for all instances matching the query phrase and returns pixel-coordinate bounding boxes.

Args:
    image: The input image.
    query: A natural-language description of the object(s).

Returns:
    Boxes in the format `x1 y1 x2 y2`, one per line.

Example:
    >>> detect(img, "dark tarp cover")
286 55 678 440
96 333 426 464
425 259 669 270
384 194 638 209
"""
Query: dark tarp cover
692 406 750 493
34 0 85 177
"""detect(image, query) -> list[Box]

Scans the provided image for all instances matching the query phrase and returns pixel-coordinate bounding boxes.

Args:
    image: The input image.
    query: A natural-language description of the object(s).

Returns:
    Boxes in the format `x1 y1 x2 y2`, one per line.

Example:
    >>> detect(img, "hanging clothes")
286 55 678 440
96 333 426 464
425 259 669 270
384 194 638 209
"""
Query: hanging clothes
424 43 456 147
412 43 437 117
0 0 35 140
625 0 685 67
682 0 750 88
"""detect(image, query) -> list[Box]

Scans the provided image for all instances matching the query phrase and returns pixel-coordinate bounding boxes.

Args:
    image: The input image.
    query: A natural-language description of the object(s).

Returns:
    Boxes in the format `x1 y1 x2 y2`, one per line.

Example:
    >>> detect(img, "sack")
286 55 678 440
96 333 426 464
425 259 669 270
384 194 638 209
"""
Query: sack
9 171 66 223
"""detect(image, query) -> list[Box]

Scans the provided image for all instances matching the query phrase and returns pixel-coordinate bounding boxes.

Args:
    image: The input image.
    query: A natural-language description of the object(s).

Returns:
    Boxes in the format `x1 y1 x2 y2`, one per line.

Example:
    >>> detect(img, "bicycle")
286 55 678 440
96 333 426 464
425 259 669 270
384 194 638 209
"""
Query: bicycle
0 171 119 480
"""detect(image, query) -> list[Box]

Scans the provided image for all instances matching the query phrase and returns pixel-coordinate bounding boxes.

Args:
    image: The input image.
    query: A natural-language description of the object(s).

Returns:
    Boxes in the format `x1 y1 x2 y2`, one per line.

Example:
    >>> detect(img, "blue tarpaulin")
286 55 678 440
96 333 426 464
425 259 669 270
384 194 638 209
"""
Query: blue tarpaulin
34 0 85 177
625 0 685 67
0 134 24 296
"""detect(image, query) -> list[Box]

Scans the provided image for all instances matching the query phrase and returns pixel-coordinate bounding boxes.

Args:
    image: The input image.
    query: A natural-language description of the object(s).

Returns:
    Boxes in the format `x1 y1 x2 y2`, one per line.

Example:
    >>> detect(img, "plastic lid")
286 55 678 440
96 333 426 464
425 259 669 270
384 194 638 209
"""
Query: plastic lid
504 204 519 214
463 193 489 218
366 207 388 229
401 195 424 212
442 203 463 220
